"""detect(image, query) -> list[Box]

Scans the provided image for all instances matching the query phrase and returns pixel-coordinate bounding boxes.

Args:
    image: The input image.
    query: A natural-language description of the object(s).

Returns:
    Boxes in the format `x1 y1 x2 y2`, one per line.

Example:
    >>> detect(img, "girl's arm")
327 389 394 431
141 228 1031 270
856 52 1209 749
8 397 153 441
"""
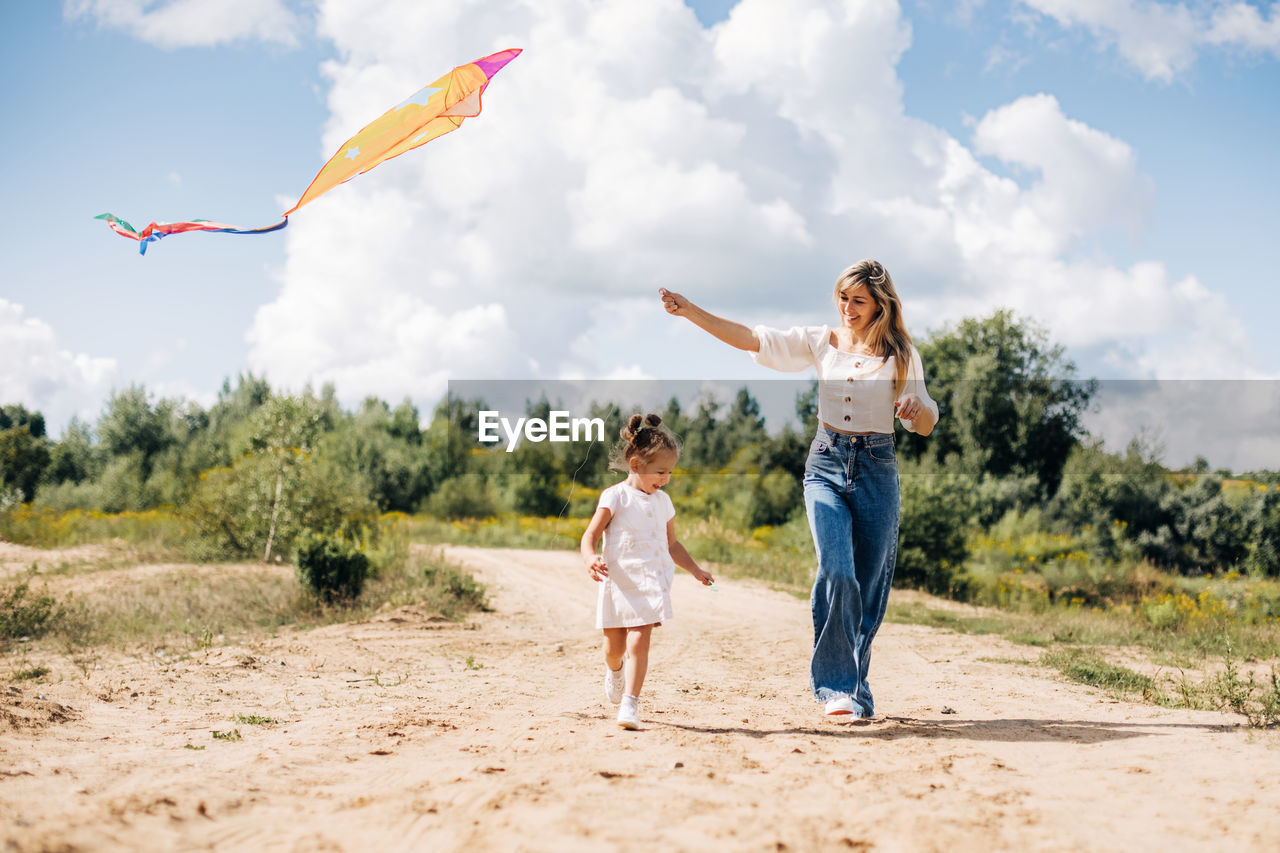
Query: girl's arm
580 506 612 581
667 519 714 586
660 288 760 353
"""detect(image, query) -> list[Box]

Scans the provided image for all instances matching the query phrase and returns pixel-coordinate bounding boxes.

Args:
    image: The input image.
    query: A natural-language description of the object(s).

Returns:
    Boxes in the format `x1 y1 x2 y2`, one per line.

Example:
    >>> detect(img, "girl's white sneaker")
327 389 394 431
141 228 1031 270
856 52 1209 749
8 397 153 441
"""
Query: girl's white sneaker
604 664 624 704
824 695 856 716
617 695 639 729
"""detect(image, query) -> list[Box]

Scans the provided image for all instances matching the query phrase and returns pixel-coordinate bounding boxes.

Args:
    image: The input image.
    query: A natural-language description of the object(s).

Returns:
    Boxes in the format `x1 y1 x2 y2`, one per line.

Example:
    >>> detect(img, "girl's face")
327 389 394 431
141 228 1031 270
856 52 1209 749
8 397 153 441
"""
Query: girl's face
837 284 879 333
629 449 678 494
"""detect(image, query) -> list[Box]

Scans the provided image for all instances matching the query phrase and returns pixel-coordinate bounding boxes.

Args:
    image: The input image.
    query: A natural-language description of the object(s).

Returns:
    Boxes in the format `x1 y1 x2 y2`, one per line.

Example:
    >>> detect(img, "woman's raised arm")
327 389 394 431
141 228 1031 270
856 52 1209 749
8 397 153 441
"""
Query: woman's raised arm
659 288 760 353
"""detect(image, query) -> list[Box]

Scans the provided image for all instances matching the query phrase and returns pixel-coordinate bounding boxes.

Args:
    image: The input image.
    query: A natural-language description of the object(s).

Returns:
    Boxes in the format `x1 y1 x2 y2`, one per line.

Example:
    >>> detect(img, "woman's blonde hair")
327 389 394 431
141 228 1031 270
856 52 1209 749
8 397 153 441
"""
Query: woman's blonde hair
833 259 914 393
609 413 681 472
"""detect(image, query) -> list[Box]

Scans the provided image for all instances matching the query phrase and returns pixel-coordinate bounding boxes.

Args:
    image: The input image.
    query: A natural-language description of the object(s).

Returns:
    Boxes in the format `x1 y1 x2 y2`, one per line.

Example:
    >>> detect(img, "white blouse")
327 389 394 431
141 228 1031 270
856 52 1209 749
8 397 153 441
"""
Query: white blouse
751 324 939 434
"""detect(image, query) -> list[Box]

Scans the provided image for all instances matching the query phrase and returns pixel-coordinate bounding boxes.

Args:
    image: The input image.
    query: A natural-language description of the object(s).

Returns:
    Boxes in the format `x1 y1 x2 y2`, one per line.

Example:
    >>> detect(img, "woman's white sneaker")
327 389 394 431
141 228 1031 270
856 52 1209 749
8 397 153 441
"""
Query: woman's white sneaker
617 695 640 729
824 695 856 716
604 664 624 704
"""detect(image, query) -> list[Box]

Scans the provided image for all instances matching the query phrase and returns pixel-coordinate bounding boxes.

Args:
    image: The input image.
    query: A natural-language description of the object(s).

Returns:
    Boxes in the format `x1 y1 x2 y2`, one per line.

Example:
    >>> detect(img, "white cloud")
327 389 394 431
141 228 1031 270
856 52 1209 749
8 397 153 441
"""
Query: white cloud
972 93 1152 245
64 0 301 49
0 300 116 433
243 0 1267 422
1018 0 1280 82
1207 2 1280 52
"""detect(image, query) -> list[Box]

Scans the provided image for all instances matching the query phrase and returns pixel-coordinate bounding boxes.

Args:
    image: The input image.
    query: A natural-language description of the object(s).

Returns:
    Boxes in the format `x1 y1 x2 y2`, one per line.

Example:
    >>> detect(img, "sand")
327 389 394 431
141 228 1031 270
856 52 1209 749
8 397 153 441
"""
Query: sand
2 544 1278 852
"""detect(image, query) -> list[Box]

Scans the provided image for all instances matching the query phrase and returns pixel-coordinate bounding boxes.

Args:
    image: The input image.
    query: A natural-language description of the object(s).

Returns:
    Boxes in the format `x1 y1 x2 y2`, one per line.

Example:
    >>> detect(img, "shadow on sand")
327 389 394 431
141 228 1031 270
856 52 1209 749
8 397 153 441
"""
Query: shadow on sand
656 715 1241 744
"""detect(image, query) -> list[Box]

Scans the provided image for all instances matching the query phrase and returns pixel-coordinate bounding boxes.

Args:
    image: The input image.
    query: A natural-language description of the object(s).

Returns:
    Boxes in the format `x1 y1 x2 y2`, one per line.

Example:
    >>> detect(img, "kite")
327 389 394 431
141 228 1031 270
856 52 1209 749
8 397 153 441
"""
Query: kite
98 48 521 255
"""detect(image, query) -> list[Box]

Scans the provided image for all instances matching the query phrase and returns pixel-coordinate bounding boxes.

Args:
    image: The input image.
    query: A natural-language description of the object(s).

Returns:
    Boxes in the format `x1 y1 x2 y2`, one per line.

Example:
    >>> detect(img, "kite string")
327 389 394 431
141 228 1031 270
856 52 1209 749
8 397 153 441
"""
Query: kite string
551 402 620 551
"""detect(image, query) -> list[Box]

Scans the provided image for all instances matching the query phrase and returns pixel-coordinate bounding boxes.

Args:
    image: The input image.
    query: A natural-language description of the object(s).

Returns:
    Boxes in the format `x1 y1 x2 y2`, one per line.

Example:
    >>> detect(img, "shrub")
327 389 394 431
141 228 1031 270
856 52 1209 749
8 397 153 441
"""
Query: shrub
426 476 500 519
295 531 370 602
896 460 974 596
0 568 59 646
186 454 377 561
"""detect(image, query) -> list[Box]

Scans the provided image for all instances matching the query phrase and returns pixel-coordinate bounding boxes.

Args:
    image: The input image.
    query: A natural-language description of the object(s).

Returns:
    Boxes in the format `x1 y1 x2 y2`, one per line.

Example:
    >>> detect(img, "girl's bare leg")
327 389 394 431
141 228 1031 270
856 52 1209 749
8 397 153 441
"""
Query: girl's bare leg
602 628 626 672
624 625 654 697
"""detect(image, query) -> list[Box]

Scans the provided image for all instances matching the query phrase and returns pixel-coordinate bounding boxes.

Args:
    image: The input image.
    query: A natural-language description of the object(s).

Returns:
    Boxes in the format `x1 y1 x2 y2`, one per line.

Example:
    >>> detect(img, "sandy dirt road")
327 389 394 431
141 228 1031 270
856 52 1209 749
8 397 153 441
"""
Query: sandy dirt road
2 544 1278 852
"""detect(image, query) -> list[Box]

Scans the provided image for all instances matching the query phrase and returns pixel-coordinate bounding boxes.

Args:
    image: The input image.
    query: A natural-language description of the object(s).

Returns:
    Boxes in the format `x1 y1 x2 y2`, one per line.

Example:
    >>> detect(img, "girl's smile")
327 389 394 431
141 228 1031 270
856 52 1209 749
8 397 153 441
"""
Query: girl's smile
627 449 677 494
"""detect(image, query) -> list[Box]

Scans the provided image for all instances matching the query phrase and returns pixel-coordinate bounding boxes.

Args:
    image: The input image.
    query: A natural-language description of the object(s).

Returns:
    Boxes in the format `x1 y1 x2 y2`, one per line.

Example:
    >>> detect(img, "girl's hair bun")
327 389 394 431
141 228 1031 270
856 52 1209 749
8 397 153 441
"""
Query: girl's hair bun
611 411 681 471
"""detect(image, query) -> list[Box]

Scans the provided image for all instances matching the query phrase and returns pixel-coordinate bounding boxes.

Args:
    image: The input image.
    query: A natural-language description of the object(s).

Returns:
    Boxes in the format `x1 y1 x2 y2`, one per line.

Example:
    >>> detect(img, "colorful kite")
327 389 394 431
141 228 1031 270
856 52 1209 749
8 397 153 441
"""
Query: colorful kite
99 48 521 255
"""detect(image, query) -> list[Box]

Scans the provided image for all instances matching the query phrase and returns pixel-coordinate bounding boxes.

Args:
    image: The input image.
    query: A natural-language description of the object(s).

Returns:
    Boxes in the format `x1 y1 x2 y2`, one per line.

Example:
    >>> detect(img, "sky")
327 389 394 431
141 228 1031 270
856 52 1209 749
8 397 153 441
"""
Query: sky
2 0 1278 468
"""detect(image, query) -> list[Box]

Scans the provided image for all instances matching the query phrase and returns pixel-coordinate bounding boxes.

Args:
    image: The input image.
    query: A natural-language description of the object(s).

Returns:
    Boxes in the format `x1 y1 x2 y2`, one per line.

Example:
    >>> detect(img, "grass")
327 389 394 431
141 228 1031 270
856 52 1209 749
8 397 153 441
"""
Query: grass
211 729 242 742
1039 648 1160 696
12 665 50 681
1 546 487 654
234 714 282 726
886 592 1280 662
392 512 587 551
0 506 187 556
889 598 1280 728
0 569 59 647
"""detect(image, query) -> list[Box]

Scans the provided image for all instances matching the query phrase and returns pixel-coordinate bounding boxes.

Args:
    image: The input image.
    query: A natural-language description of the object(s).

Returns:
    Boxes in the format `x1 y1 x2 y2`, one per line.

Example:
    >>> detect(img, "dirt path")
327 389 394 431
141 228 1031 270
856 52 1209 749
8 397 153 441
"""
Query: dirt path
2 545 1278 851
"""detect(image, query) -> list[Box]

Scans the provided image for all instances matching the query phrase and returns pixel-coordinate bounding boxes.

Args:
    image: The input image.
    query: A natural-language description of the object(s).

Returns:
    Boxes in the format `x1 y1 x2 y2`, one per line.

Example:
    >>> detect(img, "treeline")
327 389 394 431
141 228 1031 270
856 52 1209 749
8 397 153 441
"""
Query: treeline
2 312 1278 583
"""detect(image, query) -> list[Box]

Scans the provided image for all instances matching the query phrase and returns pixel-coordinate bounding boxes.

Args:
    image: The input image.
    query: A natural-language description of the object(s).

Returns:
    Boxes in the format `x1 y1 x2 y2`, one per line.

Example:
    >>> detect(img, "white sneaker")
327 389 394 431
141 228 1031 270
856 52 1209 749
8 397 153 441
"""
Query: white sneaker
617 695 639 730
604 664 624 704
824 695 856 716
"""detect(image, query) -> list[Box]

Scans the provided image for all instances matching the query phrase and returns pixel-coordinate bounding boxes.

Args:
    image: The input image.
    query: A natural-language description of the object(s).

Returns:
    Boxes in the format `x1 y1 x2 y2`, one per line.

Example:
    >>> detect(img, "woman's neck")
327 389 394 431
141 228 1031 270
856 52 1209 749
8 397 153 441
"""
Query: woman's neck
837 327 877 354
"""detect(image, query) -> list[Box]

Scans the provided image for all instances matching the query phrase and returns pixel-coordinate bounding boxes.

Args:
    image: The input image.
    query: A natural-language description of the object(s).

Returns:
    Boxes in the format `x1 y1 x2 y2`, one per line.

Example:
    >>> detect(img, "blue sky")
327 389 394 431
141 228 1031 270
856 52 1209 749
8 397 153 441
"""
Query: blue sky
2 0 1278 466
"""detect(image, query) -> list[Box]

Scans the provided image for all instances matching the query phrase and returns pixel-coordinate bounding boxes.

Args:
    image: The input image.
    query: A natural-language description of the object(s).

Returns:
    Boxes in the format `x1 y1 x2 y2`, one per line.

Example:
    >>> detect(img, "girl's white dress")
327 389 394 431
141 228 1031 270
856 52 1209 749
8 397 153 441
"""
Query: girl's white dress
595 482 676 629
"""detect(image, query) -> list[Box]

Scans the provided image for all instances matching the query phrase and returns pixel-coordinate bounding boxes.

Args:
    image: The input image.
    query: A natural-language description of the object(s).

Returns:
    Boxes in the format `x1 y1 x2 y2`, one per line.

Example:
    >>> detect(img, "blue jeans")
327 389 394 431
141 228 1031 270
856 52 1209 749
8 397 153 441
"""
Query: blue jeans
803 426 900 715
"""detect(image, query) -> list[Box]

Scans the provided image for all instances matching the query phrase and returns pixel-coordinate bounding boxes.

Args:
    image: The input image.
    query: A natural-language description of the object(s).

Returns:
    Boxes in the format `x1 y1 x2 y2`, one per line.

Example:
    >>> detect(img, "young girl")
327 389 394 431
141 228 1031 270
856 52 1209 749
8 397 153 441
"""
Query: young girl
580 413 714 729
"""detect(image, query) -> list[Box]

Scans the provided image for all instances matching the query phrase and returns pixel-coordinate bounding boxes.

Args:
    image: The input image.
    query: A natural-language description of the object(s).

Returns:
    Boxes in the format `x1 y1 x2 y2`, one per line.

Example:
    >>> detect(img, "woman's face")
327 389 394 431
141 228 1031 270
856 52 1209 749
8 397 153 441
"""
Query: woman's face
837 283 879 334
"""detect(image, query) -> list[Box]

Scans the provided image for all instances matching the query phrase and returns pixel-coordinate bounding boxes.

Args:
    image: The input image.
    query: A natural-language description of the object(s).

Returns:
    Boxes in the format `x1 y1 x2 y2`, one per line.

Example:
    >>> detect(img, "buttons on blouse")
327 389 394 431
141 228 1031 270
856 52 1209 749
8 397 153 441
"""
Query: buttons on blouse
844 396 851 403
846 376 854 382
844 415 851 422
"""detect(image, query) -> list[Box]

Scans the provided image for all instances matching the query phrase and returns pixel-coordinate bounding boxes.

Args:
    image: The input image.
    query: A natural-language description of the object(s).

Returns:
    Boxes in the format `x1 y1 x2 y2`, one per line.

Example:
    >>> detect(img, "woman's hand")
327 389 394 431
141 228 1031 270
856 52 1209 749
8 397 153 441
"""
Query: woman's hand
659 289 759 352
659 288 692 317
895 394 925 422
585 555 609 582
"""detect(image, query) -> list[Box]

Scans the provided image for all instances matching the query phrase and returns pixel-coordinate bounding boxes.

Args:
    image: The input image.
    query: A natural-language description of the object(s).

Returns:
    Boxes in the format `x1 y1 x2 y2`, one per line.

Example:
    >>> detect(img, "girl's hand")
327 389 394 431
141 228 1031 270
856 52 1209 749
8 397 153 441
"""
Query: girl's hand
585 555 609 582
659 288 692 317
896 394 924 421
690 566 714 586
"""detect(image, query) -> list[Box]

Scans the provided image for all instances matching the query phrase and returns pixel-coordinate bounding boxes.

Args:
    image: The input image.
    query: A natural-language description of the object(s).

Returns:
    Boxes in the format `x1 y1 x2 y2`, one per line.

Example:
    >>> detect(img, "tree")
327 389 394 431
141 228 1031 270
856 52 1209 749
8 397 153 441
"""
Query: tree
0 424 50 503
906 311 1094 496
0 405 51 504
45 418 97 485
0 404 45 438
98 386 173 479
248 395 325 562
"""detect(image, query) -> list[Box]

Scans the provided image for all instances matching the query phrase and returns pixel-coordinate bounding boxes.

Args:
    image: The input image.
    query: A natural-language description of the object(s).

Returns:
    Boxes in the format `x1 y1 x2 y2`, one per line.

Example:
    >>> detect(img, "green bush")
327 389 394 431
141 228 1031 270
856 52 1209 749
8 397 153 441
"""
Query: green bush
1 568 59 646
426 476 500 519
186 454 376 561
896 460 974 596
295 531 370 602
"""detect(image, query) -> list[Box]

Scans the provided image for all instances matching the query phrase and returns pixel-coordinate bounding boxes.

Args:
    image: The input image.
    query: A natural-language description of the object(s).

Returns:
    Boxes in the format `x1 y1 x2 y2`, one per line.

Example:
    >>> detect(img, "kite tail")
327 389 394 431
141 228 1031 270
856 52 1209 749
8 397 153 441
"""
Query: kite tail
95 213 289 255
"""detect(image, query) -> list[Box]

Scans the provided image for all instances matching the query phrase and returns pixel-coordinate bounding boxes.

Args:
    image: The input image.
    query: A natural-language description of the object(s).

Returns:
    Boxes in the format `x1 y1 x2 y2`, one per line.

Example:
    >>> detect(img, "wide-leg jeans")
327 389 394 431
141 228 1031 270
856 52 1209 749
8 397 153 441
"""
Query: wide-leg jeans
803 426 900 716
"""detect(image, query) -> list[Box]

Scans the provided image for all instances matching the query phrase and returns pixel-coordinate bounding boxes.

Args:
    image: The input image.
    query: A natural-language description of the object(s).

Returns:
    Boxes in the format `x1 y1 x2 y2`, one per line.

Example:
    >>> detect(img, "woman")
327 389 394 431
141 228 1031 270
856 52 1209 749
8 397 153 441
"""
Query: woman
660 259 938 719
